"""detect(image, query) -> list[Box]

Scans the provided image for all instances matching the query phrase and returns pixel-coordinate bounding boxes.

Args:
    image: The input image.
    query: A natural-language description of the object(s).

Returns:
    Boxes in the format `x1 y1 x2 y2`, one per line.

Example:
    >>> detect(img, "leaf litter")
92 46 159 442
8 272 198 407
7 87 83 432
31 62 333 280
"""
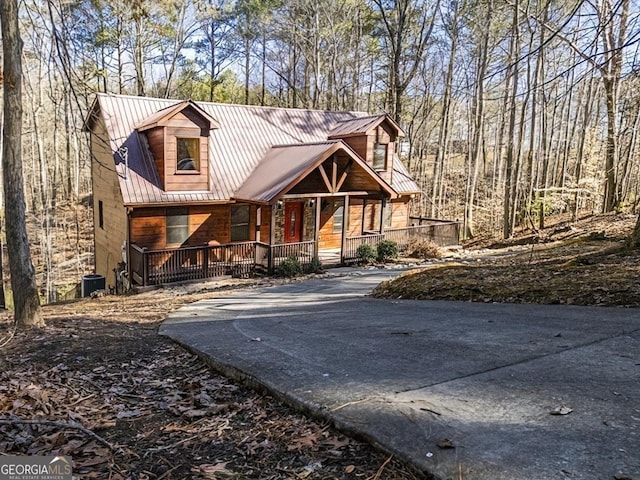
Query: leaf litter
0 280 423 480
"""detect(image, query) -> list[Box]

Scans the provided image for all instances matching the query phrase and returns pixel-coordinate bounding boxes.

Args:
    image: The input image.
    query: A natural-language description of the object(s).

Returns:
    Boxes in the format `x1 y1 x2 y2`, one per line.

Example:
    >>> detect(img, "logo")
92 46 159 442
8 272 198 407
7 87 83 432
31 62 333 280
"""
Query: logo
0 456 72 480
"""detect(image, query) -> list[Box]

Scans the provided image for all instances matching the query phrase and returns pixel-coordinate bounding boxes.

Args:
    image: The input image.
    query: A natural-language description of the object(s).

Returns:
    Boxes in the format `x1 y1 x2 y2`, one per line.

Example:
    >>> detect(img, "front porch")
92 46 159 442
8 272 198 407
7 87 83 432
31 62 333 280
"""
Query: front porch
129 220 460 286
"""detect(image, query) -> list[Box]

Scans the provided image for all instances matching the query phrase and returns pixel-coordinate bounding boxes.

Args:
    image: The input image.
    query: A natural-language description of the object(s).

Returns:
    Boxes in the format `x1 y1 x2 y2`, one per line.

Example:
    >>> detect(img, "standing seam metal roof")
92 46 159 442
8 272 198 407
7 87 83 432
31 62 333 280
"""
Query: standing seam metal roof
91 93 419 205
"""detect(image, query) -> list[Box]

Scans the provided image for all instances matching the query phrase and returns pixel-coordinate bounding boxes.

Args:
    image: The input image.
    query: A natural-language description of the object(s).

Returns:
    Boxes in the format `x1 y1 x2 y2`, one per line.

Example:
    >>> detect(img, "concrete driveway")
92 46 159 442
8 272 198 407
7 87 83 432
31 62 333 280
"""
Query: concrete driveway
160 268 640 480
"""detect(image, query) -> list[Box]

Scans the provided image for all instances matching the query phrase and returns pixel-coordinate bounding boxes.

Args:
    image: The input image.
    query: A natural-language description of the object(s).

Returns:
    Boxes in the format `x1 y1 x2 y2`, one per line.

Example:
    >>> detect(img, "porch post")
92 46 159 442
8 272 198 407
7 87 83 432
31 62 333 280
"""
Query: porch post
379 197 386 233
361 198 367 235
269 203 276 274
340 195 350 264
314 196 321 258
142 247 149 286
256 206 261 242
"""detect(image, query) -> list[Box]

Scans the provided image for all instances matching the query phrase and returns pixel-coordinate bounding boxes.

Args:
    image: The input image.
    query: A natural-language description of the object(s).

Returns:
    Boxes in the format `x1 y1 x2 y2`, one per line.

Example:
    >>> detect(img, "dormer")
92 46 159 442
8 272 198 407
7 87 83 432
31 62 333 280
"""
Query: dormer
136 101 219 192
327 114 405 183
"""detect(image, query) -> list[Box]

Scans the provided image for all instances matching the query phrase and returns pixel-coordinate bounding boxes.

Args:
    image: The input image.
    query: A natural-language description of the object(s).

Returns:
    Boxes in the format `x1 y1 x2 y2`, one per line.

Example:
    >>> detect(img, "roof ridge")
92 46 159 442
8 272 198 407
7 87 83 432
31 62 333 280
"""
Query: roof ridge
271 140 340 148
97 92 367 116
333 113 384 124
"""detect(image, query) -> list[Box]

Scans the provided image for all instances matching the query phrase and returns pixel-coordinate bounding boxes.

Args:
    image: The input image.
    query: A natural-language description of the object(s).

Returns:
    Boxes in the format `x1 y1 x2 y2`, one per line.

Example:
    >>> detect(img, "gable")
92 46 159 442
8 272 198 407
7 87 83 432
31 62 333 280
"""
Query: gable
233 141 397 203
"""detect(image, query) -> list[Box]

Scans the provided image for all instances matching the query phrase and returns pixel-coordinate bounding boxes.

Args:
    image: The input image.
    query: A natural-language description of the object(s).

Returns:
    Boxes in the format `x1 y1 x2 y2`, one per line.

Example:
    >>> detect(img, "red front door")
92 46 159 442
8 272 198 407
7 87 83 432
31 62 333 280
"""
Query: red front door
284 201 303 243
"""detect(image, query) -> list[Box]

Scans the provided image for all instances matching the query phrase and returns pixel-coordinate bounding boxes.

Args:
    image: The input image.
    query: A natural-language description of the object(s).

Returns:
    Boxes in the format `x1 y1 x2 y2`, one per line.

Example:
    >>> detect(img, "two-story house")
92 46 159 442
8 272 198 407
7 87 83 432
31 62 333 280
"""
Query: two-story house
85 93 455 289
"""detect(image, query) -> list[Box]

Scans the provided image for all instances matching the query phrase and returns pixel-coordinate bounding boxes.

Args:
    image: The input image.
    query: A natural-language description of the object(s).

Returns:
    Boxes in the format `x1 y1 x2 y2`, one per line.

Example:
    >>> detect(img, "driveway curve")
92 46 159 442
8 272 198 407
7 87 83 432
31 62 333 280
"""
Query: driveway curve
160 268 640 480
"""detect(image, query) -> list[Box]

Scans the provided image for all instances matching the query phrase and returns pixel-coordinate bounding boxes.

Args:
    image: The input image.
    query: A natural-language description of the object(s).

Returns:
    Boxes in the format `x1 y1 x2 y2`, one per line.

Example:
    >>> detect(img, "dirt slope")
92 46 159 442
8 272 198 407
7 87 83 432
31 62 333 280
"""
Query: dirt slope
373 213 640 307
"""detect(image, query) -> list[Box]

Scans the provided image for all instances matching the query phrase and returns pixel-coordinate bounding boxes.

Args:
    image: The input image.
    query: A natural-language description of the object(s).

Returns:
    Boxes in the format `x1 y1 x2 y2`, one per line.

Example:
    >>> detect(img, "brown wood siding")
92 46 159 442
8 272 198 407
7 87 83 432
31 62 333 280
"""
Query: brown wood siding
130 204 259 249
260 206 272 243
91 119 127 287
348 199 364 235
171 110 210 134
164 132 208 191
365 202 381 232
130 208 166 249
146 127 165 188
341 136 368 161
318 199 344 249
390 199 410 228
361 199 409 233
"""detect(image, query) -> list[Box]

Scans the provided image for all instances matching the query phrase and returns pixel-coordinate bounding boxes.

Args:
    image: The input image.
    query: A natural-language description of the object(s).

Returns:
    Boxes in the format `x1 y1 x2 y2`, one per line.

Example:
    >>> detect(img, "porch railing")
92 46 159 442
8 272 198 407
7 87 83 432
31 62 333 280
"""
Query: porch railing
130 242 264 286
343 221 460 263
129 221 460 286
269 241 316 272
130 240 316 286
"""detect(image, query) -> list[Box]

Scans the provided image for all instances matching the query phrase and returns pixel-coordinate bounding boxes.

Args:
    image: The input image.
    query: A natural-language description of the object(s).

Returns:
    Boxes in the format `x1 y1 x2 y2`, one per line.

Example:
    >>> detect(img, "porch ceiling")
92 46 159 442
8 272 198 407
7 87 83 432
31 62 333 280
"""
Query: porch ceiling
233 141 397 203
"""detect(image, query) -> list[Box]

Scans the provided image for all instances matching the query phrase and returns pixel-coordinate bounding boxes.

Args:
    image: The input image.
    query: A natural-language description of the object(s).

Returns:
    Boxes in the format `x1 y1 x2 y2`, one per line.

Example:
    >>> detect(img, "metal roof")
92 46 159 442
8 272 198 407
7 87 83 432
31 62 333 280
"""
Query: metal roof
327 113 406 138
135 100 220 131
234 141 397 203
391 156 421 195
89 93 418 206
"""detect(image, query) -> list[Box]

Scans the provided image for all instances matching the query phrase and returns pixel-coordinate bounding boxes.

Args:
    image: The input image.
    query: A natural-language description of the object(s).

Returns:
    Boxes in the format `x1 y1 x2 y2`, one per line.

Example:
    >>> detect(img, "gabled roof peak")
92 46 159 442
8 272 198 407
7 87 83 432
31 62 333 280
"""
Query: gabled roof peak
327 113 405 139
135 99 220 132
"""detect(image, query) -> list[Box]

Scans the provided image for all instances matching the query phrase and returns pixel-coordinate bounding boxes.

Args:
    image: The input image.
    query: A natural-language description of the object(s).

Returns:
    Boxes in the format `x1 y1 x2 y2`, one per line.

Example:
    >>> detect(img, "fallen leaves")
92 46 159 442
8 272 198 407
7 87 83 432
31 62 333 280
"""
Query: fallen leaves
550 406 573 416
372 233 640 308
0 312 420 480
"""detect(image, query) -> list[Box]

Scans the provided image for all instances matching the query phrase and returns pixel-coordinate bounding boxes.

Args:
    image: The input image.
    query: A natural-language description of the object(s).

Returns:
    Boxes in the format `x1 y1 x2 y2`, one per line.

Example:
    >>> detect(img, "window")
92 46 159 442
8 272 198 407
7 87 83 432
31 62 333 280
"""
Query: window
333 203 344 233
98 200 104 229
231 205 251 242
373 142 387 170
166 208 189 245
176 137 200 171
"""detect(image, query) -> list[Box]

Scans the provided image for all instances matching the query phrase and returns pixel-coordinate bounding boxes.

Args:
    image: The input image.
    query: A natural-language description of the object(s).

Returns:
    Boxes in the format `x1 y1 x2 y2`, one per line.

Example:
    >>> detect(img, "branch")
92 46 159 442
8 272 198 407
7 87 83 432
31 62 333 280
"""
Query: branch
0 418 115 450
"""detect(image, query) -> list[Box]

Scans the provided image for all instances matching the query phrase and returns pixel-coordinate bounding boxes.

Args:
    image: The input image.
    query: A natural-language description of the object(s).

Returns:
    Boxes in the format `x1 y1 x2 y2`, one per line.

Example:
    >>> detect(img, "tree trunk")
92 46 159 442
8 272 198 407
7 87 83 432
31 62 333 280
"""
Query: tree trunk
602 76 618 211
1 0 44 328
465 0 492 238
503 0 520 239
630 214 640 249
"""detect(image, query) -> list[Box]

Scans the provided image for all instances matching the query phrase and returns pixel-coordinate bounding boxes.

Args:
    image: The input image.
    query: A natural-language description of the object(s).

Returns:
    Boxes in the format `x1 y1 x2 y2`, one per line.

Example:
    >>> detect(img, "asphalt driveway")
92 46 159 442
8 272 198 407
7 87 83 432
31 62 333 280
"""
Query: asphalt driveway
160 268 640 480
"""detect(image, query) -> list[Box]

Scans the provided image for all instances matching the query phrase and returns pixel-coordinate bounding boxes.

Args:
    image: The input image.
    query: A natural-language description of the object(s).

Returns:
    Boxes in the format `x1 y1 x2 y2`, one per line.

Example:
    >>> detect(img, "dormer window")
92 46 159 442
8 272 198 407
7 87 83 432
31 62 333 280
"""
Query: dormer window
177 137 200 172
373 142 387 170
135 100 219 191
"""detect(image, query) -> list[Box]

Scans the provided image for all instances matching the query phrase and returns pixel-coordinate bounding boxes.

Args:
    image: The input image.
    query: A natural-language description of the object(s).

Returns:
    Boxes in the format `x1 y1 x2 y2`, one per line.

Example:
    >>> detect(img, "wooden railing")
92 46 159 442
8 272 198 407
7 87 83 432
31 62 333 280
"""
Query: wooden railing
129 222 459 285
130 240 317 286
131 242 261 286
269 241 316 272
343 221 460 263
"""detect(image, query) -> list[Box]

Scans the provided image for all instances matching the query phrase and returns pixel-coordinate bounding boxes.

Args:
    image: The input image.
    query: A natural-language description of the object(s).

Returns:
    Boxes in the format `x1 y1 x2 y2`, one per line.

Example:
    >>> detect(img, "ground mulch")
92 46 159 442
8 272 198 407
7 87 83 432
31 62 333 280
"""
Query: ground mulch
373 213 640 307
2 212 638 479
0 284 423 480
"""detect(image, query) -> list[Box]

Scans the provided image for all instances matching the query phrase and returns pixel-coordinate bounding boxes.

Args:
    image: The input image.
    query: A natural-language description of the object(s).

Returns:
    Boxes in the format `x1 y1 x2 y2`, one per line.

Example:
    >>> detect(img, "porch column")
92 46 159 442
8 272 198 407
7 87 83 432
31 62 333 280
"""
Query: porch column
361 198 367 235
379 197 386 233
314 196 321 257
340 195 350 264
269 203 277 273
256 206 261 242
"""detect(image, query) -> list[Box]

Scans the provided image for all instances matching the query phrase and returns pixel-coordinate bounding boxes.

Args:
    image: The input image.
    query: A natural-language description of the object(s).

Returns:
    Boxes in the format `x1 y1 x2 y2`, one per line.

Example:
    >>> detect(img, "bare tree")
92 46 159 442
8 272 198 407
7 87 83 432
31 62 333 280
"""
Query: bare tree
370 0 440 122
1 0 44 327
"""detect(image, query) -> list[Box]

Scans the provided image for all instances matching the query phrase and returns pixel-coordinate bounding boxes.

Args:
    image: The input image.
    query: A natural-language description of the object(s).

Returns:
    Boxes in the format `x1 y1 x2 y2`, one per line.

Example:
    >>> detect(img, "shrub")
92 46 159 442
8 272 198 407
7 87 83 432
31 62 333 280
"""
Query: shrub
276 255 302 277
405 239 442 260
308 256 323 274
376 240 398 262
356 243 377 264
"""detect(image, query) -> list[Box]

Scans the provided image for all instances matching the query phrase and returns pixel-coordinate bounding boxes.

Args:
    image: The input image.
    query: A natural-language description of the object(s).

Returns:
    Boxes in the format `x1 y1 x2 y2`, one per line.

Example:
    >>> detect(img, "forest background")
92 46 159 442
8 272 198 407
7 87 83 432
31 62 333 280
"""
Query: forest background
0 0 639 303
